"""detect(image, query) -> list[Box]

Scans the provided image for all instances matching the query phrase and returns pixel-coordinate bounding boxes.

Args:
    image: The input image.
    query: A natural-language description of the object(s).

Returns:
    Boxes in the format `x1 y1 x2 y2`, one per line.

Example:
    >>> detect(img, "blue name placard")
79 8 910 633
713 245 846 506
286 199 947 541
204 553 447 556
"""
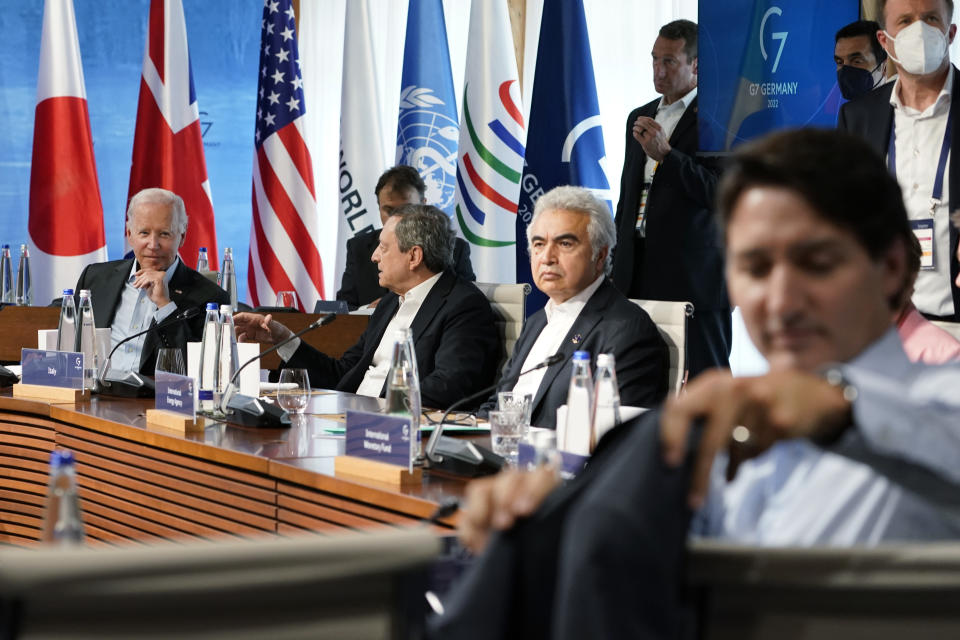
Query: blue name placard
20 348 84 389
345 410 412 469
155 372 196 418
517 442 588 479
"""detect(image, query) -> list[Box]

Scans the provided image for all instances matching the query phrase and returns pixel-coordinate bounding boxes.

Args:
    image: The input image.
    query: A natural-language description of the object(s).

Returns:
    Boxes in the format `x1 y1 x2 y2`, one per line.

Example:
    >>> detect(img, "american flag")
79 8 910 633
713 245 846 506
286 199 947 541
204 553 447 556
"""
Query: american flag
247 0 324 311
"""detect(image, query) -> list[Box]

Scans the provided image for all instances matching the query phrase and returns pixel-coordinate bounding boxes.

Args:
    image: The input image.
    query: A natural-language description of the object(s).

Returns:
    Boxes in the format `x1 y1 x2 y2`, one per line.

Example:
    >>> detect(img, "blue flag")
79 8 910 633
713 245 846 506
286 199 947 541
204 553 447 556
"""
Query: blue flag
396 0 459 216
516 0 610 312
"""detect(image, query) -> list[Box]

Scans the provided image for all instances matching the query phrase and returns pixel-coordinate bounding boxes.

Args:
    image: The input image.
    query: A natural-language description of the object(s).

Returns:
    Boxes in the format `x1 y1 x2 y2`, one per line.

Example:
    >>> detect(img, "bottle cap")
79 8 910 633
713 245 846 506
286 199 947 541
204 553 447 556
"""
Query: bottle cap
596 353 615 368
50 449 75 468
1 244 8 249
219 304 232 314
572 350 590 361
62 288 74 296
78 289 91 297
206 302 219 311
199 247 207 251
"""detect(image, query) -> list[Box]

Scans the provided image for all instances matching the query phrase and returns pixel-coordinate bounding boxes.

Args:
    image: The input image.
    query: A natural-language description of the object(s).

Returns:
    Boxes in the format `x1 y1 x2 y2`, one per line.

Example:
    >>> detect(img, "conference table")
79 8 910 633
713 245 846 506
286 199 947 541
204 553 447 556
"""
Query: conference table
0 306 470 547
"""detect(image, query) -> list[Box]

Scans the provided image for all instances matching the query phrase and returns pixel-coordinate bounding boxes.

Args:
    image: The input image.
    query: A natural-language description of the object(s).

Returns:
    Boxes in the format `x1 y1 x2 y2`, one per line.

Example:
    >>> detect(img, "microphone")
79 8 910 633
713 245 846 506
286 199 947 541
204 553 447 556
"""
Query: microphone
423 352 567 477
219 314 336 428
97 306 204 398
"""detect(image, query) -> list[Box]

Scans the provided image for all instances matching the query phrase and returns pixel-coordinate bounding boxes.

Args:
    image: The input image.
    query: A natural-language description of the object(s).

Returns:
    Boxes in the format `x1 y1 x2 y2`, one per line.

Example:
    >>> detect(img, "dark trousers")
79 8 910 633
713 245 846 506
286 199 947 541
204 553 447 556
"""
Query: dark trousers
686 307 732 380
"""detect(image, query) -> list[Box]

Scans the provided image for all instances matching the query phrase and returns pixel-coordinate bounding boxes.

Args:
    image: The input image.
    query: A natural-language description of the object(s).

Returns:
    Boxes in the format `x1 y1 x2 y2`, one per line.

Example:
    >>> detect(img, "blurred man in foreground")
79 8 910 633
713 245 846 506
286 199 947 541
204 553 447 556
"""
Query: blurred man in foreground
436 129 960 639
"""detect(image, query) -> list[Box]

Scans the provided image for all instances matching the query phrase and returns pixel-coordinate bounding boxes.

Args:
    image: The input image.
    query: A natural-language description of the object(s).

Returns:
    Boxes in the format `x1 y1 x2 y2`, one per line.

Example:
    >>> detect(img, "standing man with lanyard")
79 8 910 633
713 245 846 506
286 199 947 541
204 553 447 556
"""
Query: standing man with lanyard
839 0 960 322
611 19 730 379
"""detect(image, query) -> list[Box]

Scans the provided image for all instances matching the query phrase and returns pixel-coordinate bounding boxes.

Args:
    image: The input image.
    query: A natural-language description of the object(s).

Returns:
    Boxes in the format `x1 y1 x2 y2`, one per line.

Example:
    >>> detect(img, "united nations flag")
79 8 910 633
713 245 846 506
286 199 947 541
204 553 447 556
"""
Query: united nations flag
395 0 459 217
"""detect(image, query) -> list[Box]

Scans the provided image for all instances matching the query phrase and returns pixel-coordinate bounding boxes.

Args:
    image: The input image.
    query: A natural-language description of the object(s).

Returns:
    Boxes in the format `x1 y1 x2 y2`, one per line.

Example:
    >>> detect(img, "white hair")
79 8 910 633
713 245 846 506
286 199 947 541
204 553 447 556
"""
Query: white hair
126 188 188 236
527 185 617 274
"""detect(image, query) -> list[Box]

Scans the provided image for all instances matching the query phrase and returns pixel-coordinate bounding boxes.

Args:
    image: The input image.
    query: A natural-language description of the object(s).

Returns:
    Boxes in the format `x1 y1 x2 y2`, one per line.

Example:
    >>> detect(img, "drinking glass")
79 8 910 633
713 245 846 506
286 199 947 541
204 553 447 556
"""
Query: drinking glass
154 347 186 376
275 291 298 309
522 427 561 471
277 368 311 414
497 391 533 427
488 408 524 466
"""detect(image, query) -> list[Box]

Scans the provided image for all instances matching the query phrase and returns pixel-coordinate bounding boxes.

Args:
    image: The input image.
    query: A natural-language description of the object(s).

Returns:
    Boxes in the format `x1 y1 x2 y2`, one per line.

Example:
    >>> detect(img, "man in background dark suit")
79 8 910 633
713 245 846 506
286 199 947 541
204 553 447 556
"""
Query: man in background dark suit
610 19 730 379
481 185 668 429
336 165 475 309
237 205 499 409
838 0 960 321
75 188 230 376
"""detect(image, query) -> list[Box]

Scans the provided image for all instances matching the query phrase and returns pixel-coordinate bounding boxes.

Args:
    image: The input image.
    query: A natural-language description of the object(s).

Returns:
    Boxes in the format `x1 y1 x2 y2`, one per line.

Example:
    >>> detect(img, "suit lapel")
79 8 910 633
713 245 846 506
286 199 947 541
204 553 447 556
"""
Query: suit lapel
668 96 697 147
530 282 612 413
408 271 453 343
98 260 133 327
508 311 548 378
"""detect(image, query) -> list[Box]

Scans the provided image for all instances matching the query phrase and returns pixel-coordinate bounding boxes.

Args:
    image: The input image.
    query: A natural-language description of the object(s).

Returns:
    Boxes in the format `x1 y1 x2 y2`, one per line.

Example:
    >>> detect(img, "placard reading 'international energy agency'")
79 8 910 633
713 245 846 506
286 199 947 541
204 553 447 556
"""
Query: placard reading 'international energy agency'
20 348 84 389
698 0 859 152
155 371 197 419
345 410 412 468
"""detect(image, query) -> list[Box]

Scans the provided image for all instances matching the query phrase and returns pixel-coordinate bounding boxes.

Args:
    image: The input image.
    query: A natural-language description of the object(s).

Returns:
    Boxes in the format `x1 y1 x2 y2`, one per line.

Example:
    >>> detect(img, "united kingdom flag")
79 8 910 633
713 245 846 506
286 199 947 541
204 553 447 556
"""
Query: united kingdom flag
127 0 218 270
247 0 324 311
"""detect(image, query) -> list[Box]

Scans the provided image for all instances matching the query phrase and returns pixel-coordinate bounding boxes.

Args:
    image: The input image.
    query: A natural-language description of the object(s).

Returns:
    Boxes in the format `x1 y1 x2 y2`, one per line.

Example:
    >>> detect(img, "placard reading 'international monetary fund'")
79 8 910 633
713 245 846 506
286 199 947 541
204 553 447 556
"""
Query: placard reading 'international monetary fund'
345 410 412 469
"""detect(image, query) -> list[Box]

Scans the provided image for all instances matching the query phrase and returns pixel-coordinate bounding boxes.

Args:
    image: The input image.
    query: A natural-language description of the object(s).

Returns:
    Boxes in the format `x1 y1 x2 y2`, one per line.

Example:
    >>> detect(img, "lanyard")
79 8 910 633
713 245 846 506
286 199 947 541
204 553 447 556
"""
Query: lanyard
887 110 953 205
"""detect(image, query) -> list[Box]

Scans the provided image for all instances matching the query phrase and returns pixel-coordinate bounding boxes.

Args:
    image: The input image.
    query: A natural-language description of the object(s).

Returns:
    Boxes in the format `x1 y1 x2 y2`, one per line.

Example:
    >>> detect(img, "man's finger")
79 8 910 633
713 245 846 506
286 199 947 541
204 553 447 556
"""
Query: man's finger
688 389 744 509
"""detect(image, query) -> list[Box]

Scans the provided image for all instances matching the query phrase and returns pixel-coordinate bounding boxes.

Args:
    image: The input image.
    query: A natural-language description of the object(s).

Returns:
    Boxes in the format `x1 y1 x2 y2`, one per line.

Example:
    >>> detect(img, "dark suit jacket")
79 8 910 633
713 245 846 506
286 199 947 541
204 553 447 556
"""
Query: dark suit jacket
838 67 960 320
74 258 230 375
336 230 476 308
610 97 728 311
287 270 500 409
480 279 669 429
431 410 695 640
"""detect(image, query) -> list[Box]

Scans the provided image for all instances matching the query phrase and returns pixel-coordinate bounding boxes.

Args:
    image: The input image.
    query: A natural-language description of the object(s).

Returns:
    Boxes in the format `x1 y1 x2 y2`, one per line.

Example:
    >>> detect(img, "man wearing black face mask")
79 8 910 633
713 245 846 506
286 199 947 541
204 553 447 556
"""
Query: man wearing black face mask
835 20 889 101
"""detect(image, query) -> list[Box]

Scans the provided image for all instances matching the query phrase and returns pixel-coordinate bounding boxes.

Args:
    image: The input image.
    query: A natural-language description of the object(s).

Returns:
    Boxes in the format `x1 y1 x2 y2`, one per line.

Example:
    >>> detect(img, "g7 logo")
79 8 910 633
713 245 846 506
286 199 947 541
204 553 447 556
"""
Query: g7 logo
760 7 788 73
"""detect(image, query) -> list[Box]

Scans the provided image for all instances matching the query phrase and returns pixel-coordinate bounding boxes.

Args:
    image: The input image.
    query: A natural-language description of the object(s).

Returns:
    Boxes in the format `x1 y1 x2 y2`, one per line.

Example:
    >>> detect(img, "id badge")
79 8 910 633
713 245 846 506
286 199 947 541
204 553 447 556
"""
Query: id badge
910 218 935 270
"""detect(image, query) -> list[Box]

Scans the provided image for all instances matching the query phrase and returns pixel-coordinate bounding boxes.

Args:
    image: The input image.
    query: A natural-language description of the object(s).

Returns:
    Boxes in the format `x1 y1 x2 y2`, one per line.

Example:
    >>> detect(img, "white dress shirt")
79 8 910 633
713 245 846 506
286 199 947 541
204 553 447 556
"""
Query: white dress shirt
889 70 955 316
637 86 698 234
110 258 180 372
695 329 960 545
511 275 605 402
353 272 442 397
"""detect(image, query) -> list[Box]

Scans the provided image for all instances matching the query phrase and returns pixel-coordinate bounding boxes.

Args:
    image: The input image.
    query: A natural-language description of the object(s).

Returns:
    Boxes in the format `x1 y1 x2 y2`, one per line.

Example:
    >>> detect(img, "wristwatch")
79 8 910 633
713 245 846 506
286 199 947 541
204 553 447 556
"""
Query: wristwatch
811 366 858 447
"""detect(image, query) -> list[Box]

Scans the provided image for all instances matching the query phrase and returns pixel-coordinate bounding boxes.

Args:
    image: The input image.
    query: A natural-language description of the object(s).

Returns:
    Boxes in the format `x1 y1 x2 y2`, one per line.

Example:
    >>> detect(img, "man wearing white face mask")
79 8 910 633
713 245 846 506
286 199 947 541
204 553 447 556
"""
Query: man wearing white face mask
839 0 960 322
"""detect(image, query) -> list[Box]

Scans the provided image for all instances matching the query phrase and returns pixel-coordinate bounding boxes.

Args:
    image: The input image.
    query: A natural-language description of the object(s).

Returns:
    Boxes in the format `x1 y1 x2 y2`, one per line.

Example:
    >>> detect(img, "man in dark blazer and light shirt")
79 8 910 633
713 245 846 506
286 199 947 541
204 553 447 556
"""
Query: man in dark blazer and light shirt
74 188 230 376
235 204 500 410
336 165 476 309
610 19 730 379
481 185 669 429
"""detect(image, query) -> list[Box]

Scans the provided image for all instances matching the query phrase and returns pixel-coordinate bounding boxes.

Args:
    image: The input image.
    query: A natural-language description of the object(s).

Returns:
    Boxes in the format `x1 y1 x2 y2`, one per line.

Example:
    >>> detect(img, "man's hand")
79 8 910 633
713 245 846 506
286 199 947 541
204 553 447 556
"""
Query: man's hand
132 268 171 308
457 467 561 554
233 312 292 344
633 115 672 162
660 369 853 510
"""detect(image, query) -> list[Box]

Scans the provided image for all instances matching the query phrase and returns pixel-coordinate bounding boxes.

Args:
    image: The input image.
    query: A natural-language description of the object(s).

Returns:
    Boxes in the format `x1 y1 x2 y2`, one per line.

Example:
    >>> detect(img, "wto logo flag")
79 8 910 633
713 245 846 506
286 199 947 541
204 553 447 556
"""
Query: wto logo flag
247 0 324 311
28 0 107 306
128 0 218 270
453 0 526 284
517 0 610 312
396 0 459 216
